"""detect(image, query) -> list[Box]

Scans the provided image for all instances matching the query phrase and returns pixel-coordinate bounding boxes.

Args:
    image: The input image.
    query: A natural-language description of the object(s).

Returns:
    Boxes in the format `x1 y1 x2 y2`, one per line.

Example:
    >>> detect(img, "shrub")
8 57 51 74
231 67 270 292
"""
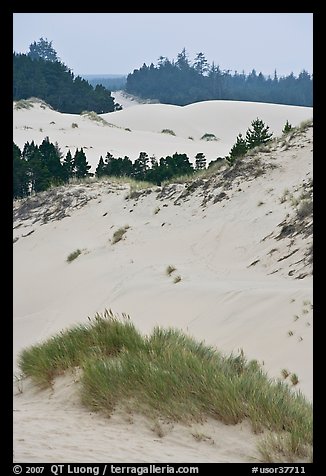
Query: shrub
161 129 176 136
173 275 182 283
112 225 129 244
200 133 218 141
71 123 79 128
296 200 313 219
66 249 82 262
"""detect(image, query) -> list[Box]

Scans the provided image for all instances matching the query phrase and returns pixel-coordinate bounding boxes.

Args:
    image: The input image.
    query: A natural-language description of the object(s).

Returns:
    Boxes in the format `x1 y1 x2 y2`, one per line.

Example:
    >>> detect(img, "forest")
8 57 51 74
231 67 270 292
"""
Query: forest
126 48 313 107
13 39 120 114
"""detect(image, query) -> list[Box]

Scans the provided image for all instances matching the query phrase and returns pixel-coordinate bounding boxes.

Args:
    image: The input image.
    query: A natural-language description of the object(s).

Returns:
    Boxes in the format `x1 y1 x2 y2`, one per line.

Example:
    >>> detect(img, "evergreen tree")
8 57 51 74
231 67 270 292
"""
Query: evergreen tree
24 143 52 193
95 156 106 177
132 152 149 180
282 120 293 134
13 143 29 198
176 48 190 71
195 152 206 170
28 37 59 62
74 148 92 178
193 52 209 75
228 133 248 163
62 150 75 181
39 137 65 184
245 118 273 149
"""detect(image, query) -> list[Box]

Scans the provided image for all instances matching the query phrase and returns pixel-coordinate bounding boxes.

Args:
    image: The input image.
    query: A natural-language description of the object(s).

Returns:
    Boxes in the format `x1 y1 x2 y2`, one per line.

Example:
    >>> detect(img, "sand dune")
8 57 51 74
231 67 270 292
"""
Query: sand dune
13 99 312 170
13 99 313 463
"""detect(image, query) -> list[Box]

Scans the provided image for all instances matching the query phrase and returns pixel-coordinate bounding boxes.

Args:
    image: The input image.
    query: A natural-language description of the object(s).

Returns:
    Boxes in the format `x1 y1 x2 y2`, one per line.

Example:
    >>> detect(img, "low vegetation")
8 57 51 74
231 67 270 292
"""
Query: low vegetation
18 311 312 462
66 249 82 262
161 129 176 136
111 225 129 244
166 265 176 276
200 133 218 141
81 111 110 126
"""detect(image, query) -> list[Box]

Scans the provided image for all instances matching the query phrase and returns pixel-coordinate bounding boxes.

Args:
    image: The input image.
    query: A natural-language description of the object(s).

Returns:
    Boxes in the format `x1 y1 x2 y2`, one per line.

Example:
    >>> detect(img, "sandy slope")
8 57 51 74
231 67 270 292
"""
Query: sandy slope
13 99 312 171
112 90 159 109
13 101 313 463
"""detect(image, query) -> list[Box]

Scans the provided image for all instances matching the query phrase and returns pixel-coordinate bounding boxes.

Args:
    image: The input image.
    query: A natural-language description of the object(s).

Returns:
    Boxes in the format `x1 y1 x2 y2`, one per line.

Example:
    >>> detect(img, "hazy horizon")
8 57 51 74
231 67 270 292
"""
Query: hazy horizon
13 13 313 78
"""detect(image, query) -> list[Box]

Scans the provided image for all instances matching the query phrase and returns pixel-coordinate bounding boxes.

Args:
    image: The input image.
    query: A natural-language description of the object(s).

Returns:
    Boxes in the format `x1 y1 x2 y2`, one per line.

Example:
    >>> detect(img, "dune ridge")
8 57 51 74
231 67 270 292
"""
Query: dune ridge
13 100 313 463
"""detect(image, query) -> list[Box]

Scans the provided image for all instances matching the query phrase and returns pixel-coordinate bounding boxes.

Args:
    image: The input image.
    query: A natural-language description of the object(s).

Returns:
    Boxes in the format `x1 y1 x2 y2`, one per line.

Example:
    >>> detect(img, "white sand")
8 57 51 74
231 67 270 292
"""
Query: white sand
13 98 313 463
13 99 312 171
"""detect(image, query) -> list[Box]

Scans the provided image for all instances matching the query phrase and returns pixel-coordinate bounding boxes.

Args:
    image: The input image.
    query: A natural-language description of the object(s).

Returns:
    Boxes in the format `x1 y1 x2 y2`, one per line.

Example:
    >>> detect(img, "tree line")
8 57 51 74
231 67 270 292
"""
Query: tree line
13 38 121 114
13 118 284 199
13 138 203 198
125 48 312 107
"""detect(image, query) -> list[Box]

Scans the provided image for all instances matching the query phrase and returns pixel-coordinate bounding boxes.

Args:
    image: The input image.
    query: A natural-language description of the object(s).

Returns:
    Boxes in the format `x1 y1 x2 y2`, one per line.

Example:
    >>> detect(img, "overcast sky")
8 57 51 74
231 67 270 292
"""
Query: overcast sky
13 13 313 77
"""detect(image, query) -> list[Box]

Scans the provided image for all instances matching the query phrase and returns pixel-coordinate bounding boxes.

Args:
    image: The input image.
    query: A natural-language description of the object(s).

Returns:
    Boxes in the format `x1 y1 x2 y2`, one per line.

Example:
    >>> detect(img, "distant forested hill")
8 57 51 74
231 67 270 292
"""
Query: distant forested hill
82 74 127 91
13 53 119 114
126 49 313 107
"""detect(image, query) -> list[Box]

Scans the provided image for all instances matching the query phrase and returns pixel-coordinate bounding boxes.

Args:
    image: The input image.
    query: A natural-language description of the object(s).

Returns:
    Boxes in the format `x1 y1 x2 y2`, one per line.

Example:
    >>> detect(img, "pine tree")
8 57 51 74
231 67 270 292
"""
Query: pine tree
28 37 59 62
62 150 75 181
245 118 273 149
228 133 248 163
13 143 29 198
195 152 206 170
25 143 51 193
74 148 92 178
282 120 293 134
39 137 64 184
132 152 149 180
95 156 106 177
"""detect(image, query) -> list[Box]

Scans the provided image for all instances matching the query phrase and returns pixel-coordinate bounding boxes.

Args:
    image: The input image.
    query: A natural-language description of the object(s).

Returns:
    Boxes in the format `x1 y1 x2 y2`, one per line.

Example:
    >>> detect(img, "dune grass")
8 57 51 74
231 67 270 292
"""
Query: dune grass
66 249 82 262
81 111 110 126
18 310 312 461
200 133 218 141
166 265 176 276
111 225 129 244
161 129 176 136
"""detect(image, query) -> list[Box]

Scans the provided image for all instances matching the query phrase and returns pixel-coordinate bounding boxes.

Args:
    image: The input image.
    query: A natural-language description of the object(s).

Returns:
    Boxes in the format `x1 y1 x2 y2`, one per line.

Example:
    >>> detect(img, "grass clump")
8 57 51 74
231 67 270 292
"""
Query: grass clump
19 311 312 462
81 111 109 126
161 129 176 136
166 265 176 276
173 275 182 284
112 225 129 244
66 249 82 262
296 200 313 220
71 122 79 128
281 369 290 379
200 133 218 141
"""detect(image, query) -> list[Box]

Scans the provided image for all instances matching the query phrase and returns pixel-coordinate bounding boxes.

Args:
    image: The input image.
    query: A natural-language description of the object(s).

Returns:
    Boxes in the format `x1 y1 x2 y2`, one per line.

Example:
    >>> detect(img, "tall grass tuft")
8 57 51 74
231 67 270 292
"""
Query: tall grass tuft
18 311 312 461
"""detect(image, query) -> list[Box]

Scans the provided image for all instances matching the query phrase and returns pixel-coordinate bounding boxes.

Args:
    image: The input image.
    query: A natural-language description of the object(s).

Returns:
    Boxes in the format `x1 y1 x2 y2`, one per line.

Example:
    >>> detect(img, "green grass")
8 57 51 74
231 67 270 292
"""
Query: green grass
66 249 82 262
111 225 129 244
18 311 312 462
